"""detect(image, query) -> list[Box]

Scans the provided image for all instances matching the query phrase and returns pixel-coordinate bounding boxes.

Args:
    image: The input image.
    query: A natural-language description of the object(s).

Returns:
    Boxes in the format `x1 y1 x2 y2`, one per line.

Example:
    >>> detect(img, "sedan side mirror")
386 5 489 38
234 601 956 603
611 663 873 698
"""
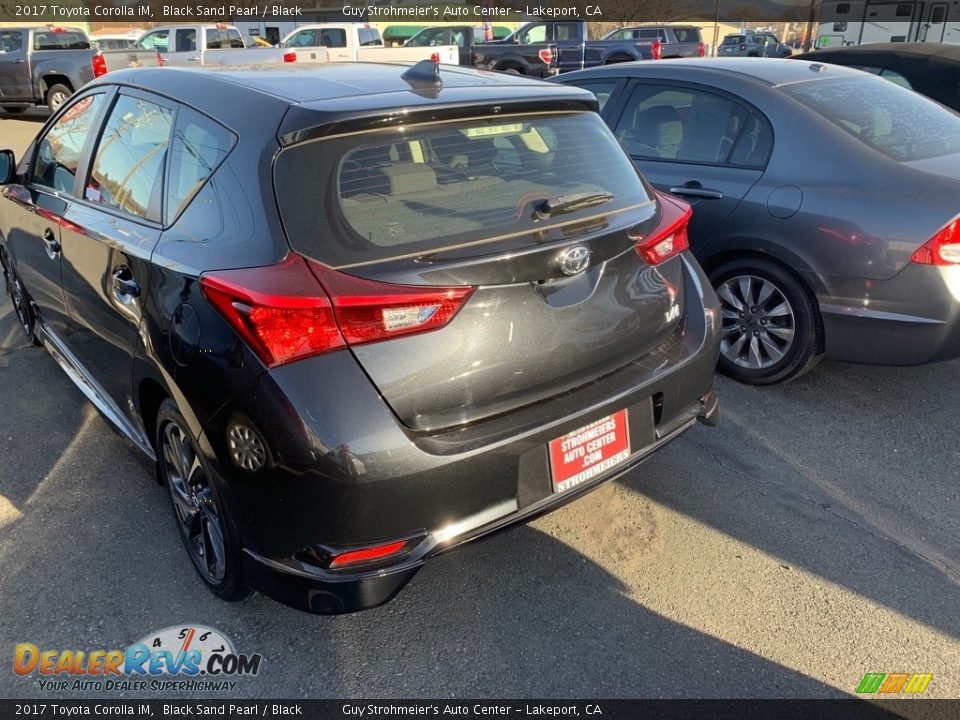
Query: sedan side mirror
0 149 15 185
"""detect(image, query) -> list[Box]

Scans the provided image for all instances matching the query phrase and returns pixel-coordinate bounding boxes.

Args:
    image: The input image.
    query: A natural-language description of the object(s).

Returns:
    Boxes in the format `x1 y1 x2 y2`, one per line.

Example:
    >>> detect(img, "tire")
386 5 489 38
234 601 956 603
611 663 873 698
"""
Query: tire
709 257 823 385
156 399 248 602
45 83 72 113
498 66 522 75
2 250 42 347
2 106 28 114
605 54 633 64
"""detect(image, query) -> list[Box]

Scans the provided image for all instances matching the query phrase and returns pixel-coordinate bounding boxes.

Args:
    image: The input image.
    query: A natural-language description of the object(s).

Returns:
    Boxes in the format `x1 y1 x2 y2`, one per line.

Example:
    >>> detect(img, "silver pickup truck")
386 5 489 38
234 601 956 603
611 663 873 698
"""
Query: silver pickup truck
0 25 104 113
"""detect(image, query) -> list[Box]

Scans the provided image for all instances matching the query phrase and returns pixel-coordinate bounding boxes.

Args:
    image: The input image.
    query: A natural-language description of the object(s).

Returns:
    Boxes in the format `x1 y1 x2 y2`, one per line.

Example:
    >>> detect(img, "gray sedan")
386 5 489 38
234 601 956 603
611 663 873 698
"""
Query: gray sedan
554 58 960 384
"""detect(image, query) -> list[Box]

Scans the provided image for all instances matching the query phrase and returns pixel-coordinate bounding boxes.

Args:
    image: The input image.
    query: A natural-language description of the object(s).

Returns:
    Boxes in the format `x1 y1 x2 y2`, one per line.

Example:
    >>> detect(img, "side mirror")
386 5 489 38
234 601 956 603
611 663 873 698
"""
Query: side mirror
0 149 15 185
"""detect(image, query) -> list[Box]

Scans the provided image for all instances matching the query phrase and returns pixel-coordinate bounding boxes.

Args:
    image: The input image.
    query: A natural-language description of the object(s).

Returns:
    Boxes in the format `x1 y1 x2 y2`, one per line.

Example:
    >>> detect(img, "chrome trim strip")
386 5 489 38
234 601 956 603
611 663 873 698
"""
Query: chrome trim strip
37 322 156 461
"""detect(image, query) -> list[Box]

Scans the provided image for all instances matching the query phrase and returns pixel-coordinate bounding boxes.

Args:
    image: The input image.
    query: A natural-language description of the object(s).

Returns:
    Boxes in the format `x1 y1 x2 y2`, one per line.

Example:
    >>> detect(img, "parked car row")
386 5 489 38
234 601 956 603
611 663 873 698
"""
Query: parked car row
1 41 958 617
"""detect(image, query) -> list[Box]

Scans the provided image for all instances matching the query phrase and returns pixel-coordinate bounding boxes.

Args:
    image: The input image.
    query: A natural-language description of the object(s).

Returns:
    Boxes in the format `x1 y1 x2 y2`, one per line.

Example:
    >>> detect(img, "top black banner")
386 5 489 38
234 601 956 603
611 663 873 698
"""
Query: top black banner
0 1 814 25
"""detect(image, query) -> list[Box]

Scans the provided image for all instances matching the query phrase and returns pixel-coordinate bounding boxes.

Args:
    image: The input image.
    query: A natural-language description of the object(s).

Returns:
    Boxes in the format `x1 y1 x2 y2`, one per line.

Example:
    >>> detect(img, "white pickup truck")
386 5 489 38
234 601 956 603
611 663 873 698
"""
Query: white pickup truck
100 23 299 71
280 24 460 64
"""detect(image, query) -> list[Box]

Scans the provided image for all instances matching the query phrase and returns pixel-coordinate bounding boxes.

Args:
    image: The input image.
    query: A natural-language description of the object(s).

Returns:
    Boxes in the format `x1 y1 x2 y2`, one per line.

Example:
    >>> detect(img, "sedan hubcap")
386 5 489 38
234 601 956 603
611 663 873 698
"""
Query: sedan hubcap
717 275 795 370
162 422 226 583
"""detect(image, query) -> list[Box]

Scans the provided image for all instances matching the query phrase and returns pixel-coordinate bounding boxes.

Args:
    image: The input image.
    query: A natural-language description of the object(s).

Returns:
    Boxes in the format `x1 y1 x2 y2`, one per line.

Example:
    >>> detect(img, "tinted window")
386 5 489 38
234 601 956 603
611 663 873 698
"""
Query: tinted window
227 29 245 48
722 35 744 44
320 29 347 47
729 114 773 166
138 30 168 51
781 76 960 161
568 80 619 112
836 3 851 13
178 28 198 52
896 4 913 16
33 94 105 194
166 107 235 223
33 30 90 50
614 86 751 164
86 95 173 221
673 28 699 43
358 29 380 46
275 113 651 267
0 30 24 52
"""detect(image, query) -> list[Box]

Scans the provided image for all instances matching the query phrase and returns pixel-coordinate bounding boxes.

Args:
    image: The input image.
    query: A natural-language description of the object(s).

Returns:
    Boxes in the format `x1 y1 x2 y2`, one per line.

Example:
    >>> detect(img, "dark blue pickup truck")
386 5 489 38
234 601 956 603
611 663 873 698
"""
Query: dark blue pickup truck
473 20 662 77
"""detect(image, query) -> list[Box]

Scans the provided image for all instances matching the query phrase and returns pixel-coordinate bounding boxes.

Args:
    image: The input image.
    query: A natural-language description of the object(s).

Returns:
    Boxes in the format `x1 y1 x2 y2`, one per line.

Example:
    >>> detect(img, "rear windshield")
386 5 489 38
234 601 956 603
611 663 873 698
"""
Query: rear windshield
722 35 744 44
275 113 652 268
780 76 960 161
33 30 90 50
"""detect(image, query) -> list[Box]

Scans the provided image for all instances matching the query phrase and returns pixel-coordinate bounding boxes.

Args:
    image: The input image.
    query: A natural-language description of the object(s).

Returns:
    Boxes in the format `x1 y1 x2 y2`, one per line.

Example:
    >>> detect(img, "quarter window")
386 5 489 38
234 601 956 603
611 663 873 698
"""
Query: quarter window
568 80 619 112
33 93 105 194
166 107 235 223
86 95 173 221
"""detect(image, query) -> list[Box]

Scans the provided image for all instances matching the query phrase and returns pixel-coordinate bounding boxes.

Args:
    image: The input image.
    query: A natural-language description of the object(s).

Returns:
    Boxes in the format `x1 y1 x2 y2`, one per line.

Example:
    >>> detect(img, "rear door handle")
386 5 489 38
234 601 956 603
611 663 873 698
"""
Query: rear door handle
42 228 60 257
112 267 140 299
669 186 724 200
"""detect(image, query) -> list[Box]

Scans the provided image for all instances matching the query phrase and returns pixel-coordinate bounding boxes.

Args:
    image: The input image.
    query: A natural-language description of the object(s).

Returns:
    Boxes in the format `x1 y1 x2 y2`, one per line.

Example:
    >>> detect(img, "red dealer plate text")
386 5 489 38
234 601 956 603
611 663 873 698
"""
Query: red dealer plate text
548 409 631 493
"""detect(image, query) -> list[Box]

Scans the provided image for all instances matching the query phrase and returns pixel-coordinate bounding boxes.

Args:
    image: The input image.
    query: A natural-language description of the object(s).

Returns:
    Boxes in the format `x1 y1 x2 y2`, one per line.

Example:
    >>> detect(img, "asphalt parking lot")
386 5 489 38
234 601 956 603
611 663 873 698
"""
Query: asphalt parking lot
1 112 958 699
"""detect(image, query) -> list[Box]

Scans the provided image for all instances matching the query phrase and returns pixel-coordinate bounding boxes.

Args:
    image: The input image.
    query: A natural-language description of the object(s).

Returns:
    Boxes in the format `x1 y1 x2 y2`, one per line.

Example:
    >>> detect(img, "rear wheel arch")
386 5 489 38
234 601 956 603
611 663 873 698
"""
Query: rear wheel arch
138 378 170 462
40 73 73 95
699 246 826 299
604 53 635 64
495 61 524 74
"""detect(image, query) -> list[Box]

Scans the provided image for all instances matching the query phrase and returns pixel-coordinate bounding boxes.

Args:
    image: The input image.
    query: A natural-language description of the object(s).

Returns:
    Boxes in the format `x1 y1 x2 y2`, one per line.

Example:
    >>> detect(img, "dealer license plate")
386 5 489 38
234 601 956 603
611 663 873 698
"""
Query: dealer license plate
548 409 631 493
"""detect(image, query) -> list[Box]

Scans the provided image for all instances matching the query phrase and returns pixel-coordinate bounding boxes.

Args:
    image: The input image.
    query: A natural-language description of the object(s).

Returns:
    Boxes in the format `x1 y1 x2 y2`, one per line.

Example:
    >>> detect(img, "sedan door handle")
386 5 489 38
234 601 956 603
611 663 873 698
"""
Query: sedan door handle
42 228 61 256
112 268 140 299
669 186 724 200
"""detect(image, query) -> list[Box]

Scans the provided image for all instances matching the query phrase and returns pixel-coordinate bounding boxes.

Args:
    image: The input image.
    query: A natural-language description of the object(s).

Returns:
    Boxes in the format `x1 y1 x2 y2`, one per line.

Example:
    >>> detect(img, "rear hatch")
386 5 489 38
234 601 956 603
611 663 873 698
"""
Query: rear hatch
274 112 689 431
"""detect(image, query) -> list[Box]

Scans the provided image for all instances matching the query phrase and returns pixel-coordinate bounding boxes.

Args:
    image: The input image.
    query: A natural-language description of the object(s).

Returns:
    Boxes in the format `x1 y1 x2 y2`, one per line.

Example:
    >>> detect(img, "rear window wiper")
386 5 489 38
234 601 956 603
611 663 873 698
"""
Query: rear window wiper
535 192 614 220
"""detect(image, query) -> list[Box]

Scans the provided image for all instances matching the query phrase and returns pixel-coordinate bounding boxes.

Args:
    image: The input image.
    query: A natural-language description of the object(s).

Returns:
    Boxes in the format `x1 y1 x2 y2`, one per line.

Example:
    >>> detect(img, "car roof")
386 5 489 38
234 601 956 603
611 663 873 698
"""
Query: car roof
795 42 960 63
98 62 590 106
560 57 866 87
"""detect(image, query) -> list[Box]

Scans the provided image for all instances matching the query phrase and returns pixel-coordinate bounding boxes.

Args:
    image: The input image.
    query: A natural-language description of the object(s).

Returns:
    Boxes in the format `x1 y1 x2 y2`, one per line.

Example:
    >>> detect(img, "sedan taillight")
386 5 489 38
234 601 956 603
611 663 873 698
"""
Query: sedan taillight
911 218 960 265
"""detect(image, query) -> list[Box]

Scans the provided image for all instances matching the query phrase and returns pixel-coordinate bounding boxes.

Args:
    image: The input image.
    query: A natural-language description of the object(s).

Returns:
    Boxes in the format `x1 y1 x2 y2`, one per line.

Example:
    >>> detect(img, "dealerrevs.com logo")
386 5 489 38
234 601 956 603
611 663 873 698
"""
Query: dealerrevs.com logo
13 625 263 692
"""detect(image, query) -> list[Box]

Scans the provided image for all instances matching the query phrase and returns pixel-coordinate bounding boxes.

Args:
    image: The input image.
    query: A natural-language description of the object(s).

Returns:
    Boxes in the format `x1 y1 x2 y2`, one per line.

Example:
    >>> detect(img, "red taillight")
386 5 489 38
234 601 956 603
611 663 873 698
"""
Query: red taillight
200 255 475 368
309 261 474 346
631 193 692 265
698 42 706 57
651 40 662 60
282 51 297 63
538 47 554 64
911 218 960 265
329 540 409 569
91 53 107 78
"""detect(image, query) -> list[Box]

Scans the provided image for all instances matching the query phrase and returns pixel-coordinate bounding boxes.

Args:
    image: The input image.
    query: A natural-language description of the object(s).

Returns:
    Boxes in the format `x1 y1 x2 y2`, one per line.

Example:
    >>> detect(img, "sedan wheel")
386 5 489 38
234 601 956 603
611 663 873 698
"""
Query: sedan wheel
710 258 823 385
717 275 795 370
157 400 247 600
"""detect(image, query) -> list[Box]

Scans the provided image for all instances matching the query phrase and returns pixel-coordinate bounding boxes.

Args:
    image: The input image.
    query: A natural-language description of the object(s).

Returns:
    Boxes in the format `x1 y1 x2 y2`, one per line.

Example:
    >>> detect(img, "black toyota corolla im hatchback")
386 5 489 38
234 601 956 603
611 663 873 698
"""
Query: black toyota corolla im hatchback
0 62 720 613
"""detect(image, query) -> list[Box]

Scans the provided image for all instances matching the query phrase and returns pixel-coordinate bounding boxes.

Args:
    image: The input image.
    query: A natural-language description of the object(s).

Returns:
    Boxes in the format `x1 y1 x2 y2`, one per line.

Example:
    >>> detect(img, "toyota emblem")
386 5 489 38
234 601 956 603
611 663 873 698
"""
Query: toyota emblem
559 245 591 276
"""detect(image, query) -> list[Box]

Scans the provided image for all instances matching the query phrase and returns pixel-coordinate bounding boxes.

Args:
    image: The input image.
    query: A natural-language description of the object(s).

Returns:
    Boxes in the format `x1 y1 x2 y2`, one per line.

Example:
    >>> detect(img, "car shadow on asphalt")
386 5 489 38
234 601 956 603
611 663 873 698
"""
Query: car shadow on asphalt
0 289 949 699
639 362 960 643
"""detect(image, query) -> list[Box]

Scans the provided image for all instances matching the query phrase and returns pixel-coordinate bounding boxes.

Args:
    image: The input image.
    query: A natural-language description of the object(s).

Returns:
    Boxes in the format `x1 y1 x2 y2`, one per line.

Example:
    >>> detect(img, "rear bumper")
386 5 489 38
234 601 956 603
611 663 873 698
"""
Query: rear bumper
820 264 960 365
202 254 720 613
242 396 714 615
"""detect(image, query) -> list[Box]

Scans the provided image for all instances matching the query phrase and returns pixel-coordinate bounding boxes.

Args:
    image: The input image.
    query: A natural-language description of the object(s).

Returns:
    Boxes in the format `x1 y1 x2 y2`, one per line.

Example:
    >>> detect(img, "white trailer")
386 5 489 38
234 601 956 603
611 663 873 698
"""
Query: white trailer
817 0 960 47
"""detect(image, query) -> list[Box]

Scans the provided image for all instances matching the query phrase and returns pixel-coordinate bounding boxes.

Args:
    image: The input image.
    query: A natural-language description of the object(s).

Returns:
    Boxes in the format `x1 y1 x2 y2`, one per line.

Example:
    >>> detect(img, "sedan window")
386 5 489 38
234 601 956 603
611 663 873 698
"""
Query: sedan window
781 76 960 161
86 95 173 221
614 85 752 165
33 94 106 195
569 80 619 112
